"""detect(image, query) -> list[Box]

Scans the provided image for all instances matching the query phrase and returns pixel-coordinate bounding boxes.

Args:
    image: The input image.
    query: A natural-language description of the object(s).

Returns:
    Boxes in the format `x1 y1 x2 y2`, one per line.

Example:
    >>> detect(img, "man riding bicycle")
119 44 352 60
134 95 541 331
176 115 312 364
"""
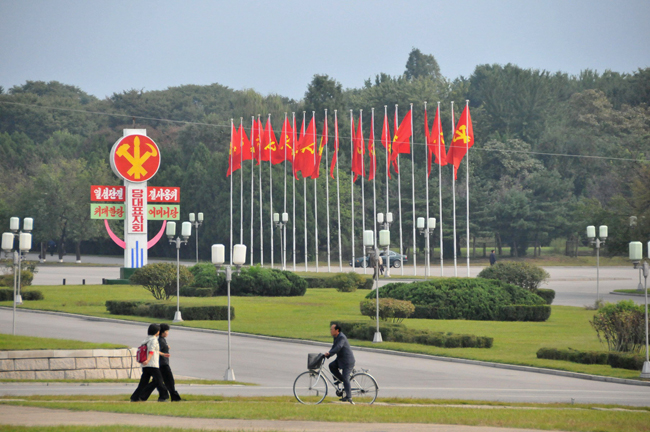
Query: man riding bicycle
324 323 356 403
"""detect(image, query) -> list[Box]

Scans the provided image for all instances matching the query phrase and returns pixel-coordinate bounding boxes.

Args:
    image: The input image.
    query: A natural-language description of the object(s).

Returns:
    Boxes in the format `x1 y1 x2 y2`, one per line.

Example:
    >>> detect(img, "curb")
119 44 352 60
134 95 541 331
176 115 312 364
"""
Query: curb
2 306 649 388
609 291 648 297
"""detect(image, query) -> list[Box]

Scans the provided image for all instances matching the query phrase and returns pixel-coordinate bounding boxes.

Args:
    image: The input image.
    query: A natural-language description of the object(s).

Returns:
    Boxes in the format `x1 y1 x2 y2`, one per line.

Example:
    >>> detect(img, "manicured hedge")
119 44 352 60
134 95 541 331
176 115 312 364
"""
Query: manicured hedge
536 347 644 370
304 273 374 290
535 289 555 305
498 305 551 321
105 300 233 320
0 289 43 301
332 321 493 349
0 270 34 288
367 278 548 321
360 298 415 322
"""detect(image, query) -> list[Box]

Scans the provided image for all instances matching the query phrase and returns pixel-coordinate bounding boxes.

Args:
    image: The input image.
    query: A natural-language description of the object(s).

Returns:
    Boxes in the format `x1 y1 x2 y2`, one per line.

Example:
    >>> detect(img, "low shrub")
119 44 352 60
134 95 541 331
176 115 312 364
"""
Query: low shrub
535 289 555 305
226 266 307 296
130 263 194 300
189 263 224 288
590 300 645 353
105 300 232 321
497 305 551 321
305 273 373 291
0 270 34 288
359 298 415 322
368 278 547 321
332 320 493 349
0 289 43 301
537 347 644 370
477 262 549 291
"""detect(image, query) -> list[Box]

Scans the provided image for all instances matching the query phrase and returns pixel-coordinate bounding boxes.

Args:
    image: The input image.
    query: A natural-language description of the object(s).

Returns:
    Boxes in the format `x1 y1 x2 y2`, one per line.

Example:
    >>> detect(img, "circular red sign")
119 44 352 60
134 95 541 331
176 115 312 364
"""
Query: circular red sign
110 134 161 182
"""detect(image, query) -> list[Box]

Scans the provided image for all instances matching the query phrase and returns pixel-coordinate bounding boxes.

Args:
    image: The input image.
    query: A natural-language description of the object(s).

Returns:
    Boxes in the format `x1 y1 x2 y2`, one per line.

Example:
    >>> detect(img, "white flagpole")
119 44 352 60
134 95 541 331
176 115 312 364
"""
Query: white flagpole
438 102 444 277
335 110 342 272
313 111 319 273
292 112 297 271
350 109 355 274
325 109 331 273
230 118 234 265
240 117 244 245
466 99 471 277
258 114 264 267
385 105 391 278
372 108 377 274
396 105 404 276
283 112 288 270
269 114 274 269
424 102 430 278
410 103 416 277
451 102 457 276
302 112 307 272
250 116 255 266
360 109 366 275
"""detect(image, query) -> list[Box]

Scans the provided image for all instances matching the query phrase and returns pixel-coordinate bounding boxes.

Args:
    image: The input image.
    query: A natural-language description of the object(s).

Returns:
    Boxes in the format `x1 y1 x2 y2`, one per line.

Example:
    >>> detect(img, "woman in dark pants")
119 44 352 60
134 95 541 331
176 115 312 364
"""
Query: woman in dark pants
141 323 181 401
130 324 169 402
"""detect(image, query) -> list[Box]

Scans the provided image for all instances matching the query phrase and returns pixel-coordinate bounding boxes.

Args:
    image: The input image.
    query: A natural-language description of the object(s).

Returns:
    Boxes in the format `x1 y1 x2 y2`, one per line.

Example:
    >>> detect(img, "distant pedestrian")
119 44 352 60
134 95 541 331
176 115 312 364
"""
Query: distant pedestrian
379 256 385 276
141 324 181 402
130 324 169 402
368 250 380 279
489 250 496 266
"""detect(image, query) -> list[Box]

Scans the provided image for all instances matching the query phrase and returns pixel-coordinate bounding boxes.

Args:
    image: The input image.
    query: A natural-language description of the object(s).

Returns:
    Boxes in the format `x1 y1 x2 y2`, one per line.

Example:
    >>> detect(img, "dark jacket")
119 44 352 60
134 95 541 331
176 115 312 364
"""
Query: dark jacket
158 336 170 366
328 332 355 367
489 252 496 266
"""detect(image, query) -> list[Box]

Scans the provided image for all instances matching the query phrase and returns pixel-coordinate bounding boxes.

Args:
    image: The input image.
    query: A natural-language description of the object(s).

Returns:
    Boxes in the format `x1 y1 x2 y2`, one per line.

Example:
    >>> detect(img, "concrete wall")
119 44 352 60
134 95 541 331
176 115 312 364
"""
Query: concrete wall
0 348 142 380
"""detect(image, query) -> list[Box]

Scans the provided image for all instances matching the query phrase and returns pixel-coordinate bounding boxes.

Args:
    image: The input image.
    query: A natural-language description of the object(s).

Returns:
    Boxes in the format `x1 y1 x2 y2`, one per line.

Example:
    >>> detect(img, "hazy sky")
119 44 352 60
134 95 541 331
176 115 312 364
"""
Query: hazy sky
1 0 649 101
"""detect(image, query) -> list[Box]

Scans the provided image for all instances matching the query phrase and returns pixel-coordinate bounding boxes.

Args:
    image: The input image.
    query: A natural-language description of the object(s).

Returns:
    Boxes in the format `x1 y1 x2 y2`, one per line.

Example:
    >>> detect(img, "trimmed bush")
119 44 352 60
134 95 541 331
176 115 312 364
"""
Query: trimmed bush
367 278 547 321
537 347 643 370
225 266 307 296
189 263 224 288
0 270 34 288
332 320 493 349
304 273 373 290
497 305 551 321
130 263 194 300
590 300 645 353
535 288 555 305
477 262 549 291
105 300 232 321
360 298 415 322
0 289 43 301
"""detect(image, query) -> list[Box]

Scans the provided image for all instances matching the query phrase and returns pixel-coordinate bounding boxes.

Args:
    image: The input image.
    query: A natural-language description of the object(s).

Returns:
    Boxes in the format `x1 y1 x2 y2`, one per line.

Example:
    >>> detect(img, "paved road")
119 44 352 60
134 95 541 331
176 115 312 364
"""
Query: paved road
1 308 649 406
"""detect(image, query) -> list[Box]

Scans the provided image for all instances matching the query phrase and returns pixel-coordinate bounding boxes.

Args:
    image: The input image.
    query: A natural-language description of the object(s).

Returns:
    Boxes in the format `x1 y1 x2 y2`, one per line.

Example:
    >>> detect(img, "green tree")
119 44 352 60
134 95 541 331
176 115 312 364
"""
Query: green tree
404 48 441 81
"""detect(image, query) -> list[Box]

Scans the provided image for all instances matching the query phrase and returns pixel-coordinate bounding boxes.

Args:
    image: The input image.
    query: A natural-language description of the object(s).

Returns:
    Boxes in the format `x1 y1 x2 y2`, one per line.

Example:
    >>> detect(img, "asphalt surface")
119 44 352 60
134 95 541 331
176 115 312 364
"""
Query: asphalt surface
2 308 649 406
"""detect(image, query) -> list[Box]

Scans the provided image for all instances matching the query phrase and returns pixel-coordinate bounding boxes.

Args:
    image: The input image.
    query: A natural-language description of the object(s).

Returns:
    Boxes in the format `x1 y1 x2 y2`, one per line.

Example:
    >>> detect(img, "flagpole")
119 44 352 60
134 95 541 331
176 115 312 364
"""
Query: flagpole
410 103 416 277
240 117 244 246
258 114 264 267
325 109 331 273
283 112 288 270
313 111 319 273
372 108 377 274
465 99 471 277
335 110 342 272
269 114 274 269
385 105 391 278
451 102 457 277
350 109 355 275
360 109 366 275
230 118 234 265
250 116 255 266
424 102 430 279
302 111 307 272
292 112 297 271
396 105 404 276
438 102 444 277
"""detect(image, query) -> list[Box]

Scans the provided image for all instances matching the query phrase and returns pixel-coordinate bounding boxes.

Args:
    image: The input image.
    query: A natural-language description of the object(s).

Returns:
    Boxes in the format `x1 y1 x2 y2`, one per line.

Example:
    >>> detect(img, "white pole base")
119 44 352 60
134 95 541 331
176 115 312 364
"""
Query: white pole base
373 332 383 343
76 260 81 263
641 361 650 379
15 294 22 305
173 311 183 322
224 368 236 381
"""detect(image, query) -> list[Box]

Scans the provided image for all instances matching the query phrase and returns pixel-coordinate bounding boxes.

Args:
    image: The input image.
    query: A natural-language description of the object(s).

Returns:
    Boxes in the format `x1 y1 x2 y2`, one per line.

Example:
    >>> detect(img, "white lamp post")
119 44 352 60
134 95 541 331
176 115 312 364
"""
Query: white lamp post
274 213 289 270
2 217 33 335
188 212 204 263
628 242 650 378
167 221 192 322
418 217 436 280
212 243 246 381
363 229 383 343
587 225 607 306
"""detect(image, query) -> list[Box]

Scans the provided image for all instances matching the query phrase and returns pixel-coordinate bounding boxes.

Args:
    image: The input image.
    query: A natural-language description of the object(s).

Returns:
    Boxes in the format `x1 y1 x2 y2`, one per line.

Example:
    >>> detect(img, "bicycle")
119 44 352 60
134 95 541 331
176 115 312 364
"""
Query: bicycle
293 353 379 405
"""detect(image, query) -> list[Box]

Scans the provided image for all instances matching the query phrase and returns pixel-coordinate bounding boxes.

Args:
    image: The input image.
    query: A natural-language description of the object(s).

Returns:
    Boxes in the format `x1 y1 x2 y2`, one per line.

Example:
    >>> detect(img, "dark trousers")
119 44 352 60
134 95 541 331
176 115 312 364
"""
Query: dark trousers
130 367 169 401
329 359 354 399
139 364 181 401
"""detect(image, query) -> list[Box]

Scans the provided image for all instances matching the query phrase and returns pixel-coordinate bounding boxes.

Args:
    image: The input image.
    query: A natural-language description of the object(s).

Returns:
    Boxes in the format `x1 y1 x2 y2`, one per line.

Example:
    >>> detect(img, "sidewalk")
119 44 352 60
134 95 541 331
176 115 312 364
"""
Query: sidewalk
0 404 558 432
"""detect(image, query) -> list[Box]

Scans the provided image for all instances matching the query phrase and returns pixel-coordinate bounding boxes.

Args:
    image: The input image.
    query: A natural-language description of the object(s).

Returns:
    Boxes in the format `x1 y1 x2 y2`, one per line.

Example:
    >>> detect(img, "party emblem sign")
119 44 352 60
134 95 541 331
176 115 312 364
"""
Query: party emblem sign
110 134 161 182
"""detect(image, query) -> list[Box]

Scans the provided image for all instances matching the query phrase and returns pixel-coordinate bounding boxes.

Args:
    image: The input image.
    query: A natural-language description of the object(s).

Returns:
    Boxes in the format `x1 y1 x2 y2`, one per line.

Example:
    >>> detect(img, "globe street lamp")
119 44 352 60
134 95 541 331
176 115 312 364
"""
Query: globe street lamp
274 212 289 270
188 212 204 263
628 242 650 378
418 217 436 280
212 243 247 381
587 225 607 306
2 217 33 335
167 221 192 322
377 212 393 278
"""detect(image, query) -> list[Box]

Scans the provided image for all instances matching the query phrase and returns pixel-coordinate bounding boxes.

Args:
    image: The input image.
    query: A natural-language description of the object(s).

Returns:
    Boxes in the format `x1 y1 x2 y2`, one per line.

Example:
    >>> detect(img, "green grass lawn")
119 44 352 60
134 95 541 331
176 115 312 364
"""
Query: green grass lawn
1 396 649 432
1 284 643 380
0 334 126 351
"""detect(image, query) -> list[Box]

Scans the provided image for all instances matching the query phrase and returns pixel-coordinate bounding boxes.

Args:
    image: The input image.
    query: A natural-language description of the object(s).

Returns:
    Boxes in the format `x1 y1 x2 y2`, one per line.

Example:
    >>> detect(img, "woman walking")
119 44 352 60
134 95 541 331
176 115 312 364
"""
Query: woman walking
141 323 181 401
130 323 169 402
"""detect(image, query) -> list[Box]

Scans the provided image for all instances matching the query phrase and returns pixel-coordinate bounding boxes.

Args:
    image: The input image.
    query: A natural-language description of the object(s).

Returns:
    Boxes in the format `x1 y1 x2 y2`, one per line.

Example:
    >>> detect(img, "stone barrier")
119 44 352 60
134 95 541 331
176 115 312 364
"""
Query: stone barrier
0 348 142 380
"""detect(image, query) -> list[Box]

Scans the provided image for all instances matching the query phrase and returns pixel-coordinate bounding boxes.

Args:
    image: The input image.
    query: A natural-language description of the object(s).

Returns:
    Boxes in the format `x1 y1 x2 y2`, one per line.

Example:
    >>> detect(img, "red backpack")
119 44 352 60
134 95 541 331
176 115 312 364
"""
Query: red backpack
136 344 148 363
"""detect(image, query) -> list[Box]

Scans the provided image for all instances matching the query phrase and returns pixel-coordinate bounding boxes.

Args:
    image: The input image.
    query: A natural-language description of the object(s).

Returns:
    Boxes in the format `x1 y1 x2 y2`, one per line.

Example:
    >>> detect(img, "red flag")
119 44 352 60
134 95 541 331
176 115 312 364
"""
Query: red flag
450 105 474 180
240 124 253 161
296 117 317 179
330 113 339 179
311 114 328 179
226 122 241 177
252 118 263 165
381 114 391 179
426 106 447 177
351 116 365 182
390 110 413 166
261 117 278 163
280 117 294 165
368 114 376 181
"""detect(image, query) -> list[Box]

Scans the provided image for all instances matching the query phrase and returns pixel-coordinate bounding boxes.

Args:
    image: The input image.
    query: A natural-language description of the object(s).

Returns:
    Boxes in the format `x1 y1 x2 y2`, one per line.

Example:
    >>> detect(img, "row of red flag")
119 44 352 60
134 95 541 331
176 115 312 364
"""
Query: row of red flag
227 105 473 181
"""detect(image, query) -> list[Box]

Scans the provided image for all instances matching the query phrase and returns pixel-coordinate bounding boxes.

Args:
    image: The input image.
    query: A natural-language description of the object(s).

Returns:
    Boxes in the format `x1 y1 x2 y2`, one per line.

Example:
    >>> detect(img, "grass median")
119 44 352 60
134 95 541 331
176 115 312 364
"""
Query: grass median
0 284 643 380
1 395 649 432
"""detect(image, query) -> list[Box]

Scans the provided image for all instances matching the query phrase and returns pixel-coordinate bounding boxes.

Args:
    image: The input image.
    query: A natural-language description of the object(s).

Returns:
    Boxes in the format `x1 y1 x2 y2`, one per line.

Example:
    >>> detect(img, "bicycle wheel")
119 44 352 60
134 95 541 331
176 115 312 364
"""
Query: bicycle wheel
293 371 328 404
349 372 378 404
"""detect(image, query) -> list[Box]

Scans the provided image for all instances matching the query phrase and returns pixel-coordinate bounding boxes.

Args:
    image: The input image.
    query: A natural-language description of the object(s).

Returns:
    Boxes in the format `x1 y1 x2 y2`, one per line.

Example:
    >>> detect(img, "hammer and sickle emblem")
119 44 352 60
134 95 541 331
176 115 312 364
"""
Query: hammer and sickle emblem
115 136 158 179
301 142 315 154
454 125 469 144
